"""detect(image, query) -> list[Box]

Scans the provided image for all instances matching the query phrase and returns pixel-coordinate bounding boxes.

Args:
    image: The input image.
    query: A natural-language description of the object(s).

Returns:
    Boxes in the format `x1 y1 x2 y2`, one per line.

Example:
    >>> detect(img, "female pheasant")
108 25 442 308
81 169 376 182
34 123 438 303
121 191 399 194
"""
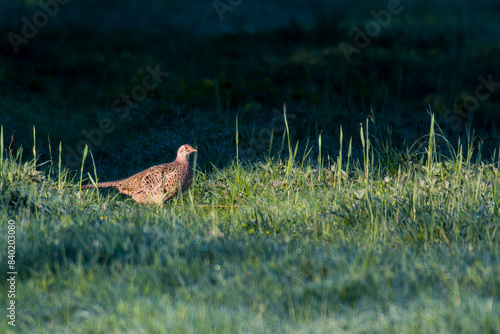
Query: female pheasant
81 144 197 204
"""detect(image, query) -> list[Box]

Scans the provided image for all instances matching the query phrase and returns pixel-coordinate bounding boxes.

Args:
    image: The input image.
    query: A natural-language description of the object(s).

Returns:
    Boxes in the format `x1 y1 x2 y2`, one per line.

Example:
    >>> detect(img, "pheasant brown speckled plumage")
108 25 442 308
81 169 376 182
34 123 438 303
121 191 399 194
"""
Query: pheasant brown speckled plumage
81 144 196 204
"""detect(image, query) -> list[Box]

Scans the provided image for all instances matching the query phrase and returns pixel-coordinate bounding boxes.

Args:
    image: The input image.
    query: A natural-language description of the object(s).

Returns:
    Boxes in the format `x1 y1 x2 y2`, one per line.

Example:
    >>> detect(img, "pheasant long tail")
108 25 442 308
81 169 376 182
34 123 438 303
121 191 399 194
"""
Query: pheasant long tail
81 181 120 189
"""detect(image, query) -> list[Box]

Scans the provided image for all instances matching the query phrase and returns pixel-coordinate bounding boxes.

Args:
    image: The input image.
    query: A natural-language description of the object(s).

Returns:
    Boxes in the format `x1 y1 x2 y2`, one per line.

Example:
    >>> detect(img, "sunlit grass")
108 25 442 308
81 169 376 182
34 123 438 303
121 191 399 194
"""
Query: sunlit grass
1 0 500 331
1 114 499 332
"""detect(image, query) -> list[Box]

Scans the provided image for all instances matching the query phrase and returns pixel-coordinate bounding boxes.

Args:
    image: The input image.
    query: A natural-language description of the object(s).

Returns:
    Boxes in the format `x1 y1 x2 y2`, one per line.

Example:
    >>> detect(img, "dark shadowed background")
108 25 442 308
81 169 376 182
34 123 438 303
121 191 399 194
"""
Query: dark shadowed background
1 0 499 177
2 2 500 332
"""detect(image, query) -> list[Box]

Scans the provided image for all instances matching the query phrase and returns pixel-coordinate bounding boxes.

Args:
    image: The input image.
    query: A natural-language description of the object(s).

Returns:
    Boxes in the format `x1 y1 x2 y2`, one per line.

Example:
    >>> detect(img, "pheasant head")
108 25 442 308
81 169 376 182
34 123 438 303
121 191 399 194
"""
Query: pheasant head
176 144 197 160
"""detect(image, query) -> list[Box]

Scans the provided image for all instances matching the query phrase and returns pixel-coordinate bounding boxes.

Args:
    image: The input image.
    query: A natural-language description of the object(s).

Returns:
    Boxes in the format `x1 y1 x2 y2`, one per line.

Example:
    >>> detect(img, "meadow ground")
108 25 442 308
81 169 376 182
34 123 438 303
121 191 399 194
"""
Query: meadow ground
1 0 500 332
1 116 499 332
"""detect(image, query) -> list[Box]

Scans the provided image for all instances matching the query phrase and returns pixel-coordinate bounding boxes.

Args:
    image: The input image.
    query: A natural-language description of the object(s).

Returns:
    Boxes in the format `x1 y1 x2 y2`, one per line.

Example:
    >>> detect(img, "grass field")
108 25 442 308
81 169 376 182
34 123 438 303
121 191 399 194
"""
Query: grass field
1 0 500 332
1 116 500 332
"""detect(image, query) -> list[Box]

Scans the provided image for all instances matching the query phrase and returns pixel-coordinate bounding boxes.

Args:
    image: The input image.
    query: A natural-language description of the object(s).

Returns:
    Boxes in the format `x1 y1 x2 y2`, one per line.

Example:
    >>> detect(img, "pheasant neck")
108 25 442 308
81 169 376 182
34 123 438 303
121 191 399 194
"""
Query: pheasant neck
176 154 189 164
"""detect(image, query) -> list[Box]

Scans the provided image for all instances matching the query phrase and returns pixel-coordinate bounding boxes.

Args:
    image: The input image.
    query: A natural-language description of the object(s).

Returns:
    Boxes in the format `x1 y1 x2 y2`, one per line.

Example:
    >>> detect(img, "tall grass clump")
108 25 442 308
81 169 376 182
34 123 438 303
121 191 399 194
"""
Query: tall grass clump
0 114 499 333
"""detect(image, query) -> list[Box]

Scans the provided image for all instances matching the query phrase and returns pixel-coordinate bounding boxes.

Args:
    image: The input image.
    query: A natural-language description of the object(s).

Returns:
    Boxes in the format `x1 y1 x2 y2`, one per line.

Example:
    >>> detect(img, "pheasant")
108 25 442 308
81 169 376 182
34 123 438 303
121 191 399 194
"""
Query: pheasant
81 144 197 204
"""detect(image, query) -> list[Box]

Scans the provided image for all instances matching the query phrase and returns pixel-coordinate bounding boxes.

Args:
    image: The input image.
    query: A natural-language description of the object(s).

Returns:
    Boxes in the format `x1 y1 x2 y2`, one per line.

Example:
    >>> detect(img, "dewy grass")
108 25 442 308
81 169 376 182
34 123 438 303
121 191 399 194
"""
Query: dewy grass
0 125 3 168
78 144 88 192
32 125 36 170
58 141 63 190
283 103 294 178
0 115 499 333
0 3 494 328
235 113 239 165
